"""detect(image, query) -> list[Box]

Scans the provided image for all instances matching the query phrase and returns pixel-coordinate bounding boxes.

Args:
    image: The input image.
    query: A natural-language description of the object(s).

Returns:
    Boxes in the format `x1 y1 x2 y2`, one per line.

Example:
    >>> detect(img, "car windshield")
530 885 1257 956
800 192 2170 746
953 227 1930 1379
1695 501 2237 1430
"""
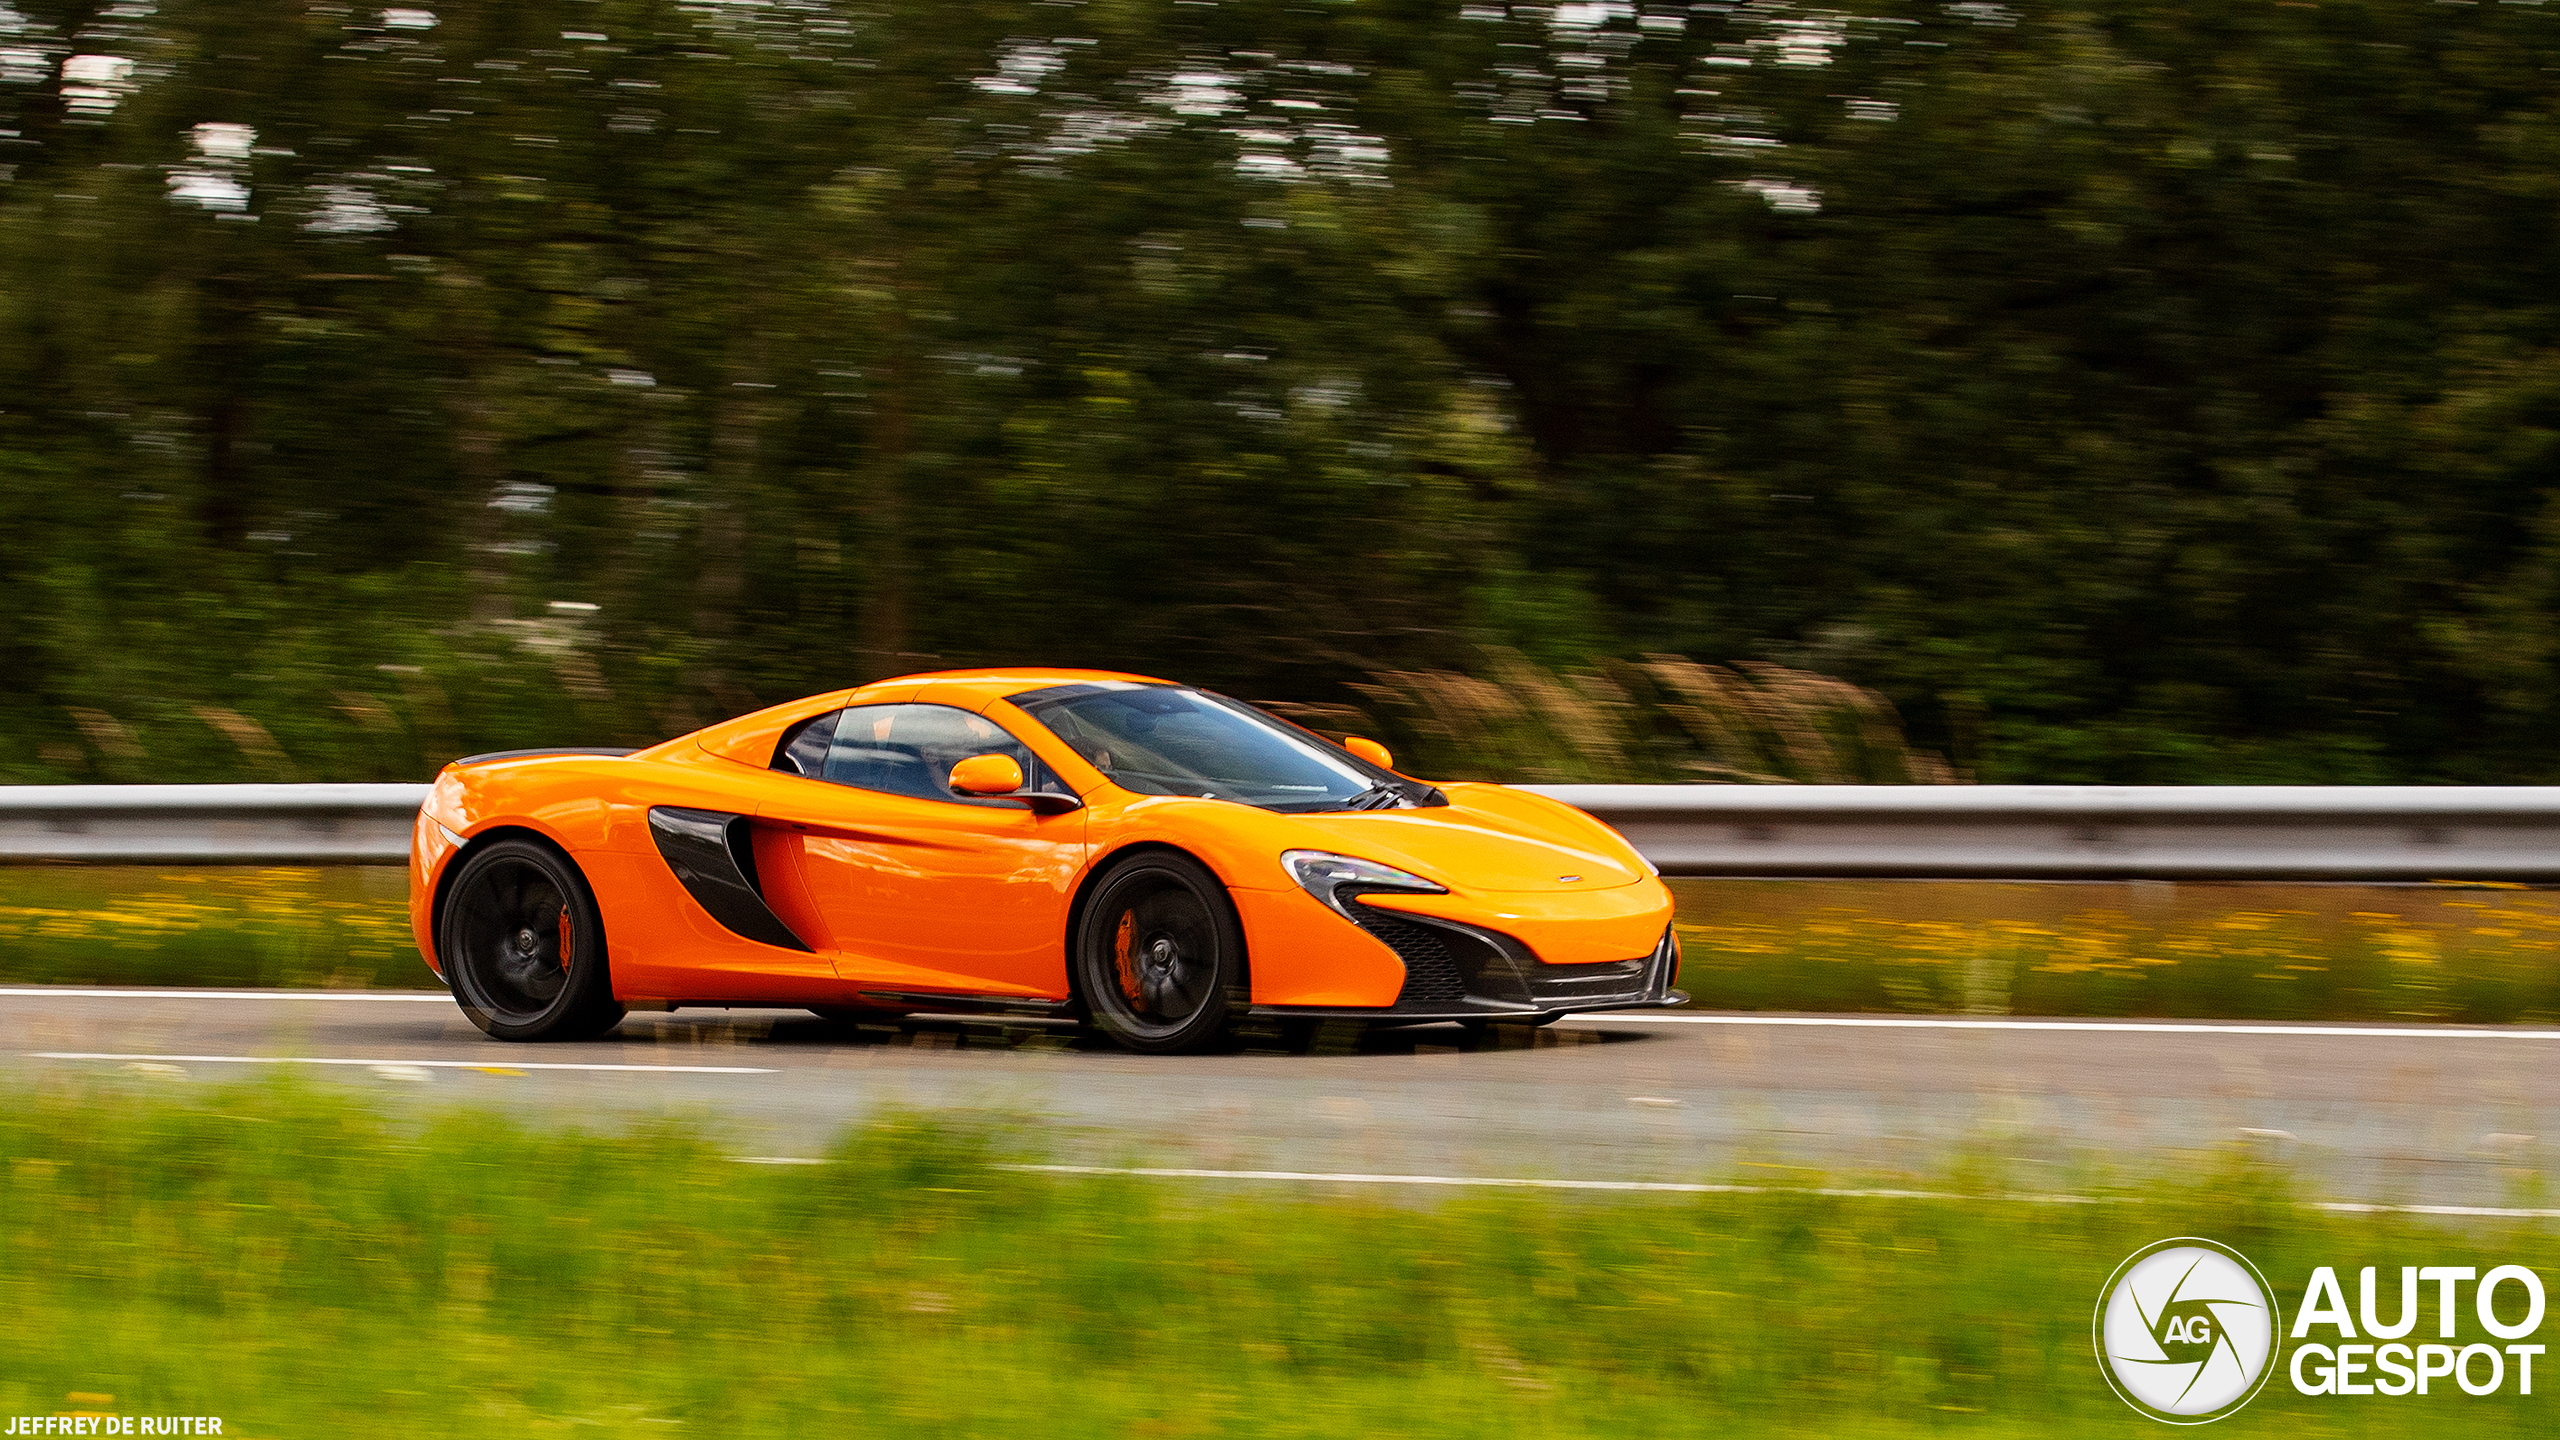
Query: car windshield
1010 684 1437 814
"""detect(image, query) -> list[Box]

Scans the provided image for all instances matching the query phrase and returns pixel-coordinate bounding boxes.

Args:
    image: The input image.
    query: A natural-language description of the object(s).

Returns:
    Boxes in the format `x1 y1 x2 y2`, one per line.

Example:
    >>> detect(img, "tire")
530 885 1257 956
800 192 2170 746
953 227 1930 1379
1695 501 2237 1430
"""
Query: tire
441 838 625 1042
1072 851 1248 1054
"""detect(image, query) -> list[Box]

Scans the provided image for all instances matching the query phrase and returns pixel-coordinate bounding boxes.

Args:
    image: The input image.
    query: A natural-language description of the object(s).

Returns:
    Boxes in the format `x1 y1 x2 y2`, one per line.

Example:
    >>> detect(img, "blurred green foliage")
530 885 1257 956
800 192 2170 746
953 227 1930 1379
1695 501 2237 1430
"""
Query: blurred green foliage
0 1081 2551 1436
8 2 2560 781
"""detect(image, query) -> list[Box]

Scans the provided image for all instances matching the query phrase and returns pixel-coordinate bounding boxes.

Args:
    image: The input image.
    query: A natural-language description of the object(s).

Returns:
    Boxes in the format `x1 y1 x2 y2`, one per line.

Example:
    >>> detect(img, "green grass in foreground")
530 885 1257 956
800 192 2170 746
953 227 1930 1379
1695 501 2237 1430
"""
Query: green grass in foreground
0 1080 2551 1437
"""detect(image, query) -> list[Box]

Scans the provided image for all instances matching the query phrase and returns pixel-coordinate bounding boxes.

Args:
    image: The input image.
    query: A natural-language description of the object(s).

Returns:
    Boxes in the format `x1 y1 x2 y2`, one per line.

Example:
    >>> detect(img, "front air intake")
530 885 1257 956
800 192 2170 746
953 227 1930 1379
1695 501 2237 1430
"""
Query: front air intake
1348 905 1468 1003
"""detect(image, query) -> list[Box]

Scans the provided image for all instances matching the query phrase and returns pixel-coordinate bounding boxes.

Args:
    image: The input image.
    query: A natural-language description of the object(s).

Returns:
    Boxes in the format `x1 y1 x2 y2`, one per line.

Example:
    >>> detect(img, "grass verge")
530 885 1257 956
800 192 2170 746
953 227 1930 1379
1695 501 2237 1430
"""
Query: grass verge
0 1078 2551 1437
0 867 424 989
7 869 2560 1025
1673 878 2560 1023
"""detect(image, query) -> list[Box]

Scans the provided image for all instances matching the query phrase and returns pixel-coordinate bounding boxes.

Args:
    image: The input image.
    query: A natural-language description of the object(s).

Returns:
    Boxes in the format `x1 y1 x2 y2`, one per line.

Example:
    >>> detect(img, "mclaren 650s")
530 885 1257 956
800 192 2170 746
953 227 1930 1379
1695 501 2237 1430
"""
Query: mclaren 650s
409 668 1685 1053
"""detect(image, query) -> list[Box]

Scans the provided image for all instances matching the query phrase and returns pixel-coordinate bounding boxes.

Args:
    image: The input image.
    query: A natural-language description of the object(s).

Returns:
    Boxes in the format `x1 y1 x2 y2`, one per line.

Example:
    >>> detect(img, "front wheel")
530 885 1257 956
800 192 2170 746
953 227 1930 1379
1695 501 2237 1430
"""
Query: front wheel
1073 852 1248 1054
441 838 625 1042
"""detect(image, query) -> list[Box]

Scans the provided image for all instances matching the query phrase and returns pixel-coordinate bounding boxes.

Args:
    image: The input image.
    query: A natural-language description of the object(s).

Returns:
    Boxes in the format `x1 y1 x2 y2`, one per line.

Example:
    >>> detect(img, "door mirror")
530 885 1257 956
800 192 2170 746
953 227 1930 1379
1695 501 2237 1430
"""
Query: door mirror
949 753 1026 796
1343 735 1394 770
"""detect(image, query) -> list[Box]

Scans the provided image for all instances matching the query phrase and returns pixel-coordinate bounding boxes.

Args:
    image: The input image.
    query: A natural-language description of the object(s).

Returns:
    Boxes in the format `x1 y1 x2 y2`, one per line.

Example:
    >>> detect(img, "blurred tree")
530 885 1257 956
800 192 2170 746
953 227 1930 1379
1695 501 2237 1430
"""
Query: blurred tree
6 1 2560 783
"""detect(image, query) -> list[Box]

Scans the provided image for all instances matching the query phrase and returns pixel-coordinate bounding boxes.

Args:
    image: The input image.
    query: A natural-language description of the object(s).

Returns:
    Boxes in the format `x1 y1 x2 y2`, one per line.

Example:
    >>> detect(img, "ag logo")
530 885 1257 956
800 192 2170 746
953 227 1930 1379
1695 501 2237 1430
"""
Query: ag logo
2096 1237 2282 1424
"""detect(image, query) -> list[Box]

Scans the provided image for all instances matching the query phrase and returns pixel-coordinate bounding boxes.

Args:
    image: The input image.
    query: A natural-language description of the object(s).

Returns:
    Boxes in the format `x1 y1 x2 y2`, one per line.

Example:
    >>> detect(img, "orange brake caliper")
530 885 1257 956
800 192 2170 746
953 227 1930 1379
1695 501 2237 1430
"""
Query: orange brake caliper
557 910 574 970
1114 912 1141 1002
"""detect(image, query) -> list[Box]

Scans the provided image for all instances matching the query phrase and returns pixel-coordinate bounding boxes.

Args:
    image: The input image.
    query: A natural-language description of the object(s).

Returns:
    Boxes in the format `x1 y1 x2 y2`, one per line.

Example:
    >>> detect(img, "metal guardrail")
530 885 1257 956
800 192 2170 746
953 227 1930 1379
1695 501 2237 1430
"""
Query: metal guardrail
1518 784 2560 881
4 782 2560 881
0 784 428 866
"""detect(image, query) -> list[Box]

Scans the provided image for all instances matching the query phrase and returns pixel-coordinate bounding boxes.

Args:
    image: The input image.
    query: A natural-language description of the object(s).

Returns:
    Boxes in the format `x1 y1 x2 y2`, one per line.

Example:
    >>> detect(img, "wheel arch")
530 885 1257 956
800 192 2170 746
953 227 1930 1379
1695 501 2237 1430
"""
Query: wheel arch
1060 840 1250 1013
429 824 591 962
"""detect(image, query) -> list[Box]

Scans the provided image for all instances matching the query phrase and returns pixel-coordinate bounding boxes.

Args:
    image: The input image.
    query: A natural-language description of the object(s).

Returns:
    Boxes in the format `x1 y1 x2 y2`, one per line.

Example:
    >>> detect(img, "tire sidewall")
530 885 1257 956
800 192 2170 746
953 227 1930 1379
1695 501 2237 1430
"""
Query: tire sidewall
1074 852 1246 1054
443 838 621 1041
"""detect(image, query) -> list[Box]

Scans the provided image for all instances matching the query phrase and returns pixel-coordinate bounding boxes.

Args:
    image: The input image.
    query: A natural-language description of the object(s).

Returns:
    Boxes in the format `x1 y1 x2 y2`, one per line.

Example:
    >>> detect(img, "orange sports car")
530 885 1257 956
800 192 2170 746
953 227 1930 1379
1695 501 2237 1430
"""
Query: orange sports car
408 668 1683 1053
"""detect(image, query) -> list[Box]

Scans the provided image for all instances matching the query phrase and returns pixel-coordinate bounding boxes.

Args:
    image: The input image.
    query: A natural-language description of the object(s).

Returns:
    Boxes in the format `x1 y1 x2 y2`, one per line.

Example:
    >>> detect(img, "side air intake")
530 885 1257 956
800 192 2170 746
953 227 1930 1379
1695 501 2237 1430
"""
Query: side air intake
646 806 811 952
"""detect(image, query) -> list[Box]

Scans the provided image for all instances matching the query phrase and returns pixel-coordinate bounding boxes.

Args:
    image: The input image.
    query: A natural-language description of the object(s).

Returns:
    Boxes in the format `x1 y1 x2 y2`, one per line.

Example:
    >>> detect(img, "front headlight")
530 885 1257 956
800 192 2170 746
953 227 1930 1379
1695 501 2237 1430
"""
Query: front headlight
1282 849 1446 923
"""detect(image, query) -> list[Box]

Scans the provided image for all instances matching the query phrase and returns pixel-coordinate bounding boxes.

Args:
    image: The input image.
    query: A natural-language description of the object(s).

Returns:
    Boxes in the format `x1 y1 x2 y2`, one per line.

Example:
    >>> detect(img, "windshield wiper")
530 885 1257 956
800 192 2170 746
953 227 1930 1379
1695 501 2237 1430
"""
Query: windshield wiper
1341 783 1408 811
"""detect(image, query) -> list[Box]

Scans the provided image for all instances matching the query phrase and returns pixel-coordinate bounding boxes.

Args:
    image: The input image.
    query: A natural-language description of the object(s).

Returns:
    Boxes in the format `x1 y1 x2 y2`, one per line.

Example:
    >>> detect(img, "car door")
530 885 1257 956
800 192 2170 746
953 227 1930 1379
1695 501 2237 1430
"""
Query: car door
754 702 1090 999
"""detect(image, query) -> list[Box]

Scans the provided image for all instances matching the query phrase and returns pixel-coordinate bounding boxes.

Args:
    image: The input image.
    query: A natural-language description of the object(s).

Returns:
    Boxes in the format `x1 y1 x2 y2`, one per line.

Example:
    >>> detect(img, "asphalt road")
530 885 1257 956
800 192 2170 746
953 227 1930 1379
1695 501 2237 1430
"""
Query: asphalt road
6 987 2554 1209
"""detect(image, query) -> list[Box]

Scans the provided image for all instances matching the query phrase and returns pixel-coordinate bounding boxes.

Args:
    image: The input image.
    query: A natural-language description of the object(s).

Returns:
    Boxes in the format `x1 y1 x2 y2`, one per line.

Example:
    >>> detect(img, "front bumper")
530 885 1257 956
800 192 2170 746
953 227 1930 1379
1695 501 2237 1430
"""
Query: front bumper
1249 913 1686 1022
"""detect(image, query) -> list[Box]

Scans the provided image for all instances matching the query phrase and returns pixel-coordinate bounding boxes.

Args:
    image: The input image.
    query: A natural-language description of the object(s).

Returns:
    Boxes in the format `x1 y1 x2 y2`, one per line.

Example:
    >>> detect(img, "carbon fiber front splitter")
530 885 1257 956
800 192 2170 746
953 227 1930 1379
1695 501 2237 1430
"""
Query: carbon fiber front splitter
1245 990 1690 1024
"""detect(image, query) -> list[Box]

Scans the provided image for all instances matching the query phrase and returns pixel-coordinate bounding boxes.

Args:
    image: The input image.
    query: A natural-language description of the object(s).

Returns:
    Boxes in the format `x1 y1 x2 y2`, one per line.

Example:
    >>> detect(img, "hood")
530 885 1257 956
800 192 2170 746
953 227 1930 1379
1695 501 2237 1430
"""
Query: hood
1275 783 1647 893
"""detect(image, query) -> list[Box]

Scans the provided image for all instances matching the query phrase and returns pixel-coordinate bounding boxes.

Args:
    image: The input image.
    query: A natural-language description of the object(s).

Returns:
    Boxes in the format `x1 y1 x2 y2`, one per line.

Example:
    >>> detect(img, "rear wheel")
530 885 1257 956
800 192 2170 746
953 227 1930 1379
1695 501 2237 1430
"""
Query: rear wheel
442 838 625 1042
1073 852 1247 1054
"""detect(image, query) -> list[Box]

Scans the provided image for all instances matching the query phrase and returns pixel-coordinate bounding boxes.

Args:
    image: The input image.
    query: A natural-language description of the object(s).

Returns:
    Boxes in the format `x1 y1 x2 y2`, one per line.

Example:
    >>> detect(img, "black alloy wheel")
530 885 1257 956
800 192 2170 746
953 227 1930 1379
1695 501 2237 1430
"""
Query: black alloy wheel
441 838 625 1041
1073 852 1248 1054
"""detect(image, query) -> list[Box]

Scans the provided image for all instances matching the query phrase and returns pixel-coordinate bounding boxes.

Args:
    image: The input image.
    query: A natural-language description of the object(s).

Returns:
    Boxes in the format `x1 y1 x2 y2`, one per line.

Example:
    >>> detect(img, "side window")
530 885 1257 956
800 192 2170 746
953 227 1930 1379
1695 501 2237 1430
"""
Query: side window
811 703 1069 806
772 711 840 777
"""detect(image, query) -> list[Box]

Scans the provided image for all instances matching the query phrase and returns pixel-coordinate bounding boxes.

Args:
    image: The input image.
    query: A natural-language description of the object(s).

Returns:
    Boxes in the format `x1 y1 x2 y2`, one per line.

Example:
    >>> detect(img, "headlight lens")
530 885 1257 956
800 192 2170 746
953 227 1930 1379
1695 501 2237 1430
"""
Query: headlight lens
1282 849 1445 921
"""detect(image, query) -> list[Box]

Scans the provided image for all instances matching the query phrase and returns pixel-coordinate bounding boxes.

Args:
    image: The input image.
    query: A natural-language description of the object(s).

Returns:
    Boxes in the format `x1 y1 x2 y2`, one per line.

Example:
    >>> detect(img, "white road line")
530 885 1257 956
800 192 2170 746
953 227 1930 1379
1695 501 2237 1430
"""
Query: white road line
987 1164 2560 1218
7 991 2551 1041
0 988 453 1002
2317 1202 2560 1219
1573 1014 2560 1041
1001 1164 2071 1200
28 1052 774 1074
